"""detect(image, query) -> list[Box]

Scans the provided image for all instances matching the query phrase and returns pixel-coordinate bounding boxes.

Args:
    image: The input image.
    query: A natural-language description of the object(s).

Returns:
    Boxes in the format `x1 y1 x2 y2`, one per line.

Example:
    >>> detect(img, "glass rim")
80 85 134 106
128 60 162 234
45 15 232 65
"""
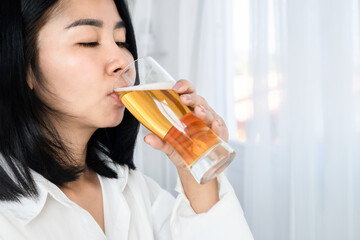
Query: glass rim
119 56 154 76
115 55 175 92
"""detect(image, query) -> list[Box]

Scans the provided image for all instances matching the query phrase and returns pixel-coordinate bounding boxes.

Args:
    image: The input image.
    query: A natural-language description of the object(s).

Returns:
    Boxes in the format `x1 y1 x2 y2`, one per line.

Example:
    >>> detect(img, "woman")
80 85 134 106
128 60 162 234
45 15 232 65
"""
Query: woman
0 0 253 239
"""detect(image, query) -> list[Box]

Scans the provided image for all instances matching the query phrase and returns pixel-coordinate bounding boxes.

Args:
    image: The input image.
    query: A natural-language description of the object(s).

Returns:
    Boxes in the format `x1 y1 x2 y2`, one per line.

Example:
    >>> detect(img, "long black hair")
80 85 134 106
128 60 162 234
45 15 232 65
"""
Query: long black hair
0 0 139 201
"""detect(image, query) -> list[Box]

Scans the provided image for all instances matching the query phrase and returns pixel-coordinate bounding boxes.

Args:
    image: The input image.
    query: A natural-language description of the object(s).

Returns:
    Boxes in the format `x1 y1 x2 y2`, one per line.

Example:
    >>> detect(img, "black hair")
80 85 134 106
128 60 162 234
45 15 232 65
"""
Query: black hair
0 0 139 201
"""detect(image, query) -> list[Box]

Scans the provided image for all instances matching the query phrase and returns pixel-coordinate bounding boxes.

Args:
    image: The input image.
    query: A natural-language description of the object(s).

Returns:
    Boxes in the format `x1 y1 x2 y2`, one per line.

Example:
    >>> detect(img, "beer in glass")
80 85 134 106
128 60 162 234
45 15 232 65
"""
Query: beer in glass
114 57 235 184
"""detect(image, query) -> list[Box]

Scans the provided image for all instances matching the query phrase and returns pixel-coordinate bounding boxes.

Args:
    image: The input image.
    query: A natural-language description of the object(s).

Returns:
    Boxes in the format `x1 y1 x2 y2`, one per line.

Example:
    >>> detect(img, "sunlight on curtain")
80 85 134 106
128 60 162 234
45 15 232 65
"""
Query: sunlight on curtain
234 0 360 239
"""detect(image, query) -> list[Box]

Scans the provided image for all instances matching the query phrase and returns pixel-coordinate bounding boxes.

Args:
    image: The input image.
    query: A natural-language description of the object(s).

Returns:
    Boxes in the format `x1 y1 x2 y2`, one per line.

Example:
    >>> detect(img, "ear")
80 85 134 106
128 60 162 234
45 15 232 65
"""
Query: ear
26 67 35 90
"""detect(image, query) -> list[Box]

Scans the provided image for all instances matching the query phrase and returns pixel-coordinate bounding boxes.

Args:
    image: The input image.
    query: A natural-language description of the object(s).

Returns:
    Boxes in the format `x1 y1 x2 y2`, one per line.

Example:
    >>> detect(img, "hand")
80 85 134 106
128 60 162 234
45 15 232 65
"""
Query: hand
144 79 222 212
144 79 229 170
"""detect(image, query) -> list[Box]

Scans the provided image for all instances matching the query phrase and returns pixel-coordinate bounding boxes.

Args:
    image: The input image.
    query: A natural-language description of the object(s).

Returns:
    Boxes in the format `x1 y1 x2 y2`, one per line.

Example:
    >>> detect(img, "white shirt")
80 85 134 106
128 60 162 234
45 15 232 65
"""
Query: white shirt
0 164 253 240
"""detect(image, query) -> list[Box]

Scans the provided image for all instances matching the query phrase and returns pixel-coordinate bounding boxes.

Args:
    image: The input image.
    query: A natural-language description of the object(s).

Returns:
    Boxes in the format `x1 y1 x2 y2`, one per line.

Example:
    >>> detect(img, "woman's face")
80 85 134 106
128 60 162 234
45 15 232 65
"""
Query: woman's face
32 0 134 130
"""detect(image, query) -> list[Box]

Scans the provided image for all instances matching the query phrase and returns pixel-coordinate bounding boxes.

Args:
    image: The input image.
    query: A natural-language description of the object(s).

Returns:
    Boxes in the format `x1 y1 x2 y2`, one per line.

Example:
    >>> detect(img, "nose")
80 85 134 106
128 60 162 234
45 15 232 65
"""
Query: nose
105 47 134 76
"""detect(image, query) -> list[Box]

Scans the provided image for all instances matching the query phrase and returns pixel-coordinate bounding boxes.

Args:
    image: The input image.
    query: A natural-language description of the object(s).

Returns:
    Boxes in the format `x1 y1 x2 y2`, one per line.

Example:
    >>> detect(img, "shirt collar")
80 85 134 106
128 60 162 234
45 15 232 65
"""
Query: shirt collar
0 163 129 225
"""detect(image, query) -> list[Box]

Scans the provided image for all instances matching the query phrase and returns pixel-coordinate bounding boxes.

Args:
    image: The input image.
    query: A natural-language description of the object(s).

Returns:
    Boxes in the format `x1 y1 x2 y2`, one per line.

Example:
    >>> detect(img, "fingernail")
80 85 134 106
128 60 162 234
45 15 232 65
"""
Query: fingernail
198 105 206 113
216 119 223 127
181 94 192 101
144 136 150 144
172 81 182 91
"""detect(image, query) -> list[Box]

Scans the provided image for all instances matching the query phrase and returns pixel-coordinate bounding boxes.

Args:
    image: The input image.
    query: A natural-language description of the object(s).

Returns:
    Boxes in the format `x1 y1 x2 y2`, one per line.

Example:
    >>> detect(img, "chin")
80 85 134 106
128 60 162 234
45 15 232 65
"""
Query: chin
99 108 125 128
107 114 124 128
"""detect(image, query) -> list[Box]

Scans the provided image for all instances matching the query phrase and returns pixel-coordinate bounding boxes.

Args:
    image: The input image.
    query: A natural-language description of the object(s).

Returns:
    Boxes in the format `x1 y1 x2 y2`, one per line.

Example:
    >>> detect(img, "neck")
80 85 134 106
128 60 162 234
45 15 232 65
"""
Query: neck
60 165 99 192
50 117 97 171
55 124 98 192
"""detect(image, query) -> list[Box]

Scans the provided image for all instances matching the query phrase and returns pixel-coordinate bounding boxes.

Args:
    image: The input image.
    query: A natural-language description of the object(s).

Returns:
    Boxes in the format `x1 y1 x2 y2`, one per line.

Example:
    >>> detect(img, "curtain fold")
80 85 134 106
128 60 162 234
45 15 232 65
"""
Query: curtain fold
244 0 360 239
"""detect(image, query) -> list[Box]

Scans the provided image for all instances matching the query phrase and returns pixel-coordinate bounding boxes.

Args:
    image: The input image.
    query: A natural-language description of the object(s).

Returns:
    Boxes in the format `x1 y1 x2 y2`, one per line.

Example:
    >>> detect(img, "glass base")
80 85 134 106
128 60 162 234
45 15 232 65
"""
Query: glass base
189 141 235 184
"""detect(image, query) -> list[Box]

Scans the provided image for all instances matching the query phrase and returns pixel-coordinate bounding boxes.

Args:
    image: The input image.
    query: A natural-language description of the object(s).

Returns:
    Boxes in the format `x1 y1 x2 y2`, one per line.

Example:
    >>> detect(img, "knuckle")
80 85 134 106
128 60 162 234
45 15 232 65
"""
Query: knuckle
197 95 205 102
179 79 189 85
207 112 214 119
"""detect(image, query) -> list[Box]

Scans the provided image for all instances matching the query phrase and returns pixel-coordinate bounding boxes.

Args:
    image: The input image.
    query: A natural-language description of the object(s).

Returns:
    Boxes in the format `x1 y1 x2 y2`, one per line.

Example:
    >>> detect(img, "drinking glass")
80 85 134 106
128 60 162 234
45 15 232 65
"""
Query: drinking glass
114 56 235 184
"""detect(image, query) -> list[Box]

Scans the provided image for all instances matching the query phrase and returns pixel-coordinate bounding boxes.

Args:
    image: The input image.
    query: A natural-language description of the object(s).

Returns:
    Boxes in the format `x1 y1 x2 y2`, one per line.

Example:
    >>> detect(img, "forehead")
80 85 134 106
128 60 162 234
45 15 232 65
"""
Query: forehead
52 0 122 26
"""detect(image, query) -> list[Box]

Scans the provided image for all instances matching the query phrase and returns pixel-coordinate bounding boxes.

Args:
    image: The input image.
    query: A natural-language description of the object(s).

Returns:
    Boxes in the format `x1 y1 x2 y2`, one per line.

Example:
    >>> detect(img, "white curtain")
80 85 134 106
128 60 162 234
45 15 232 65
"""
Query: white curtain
128 0 360 239
242 0 360 239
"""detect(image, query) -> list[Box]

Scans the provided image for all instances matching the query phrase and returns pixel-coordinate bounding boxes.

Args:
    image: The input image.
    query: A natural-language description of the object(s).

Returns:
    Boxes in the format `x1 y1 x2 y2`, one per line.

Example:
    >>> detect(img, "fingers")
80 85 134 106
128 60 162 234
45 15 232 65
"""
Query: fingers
173 79 229 142
192 101 228 142
211 118 229 142
179 94 196 108
194 105 228 141
180 93 212 112
144 133 187 168
172 79 196 94
194 105 214 124
173 80 209 109
144 134 172 155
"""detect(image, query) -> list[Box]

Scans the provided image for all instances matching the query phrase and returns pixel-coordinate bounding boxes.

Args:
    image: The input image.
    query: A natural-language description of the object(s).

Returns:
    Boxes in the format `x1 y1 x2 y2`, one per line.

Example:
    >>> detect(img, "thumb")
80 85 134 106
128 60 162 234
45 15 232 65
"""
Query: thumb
144 133 173 155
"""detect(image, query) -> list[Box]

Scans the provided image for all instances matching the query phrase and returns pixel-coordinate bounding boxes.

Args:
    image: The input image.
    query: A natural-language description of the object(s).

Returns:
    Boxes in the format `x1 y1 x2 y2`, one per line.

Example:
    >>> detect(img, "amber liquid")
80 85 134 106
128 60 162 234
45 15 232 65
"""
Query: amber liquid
116 88 221 167
164 112 220 166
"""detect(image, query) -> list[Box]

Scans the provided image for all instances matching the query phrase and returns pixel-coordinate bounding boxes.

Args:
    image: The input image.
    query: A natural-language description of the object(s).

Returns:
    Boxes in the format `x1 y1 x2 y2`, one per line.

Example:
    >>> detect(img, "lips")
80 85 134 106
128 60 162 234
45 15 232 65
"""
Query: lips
109 92 124 106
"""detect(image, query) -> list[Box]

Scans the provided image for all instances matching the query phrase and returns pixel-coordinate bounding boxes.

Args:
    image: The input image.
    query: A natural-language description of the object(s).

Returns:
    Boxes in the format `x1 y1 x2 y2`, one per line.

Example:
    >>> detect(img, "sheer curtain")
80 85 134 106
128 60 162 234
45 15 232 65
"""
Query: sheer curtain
128 0 360 239
242 0 360 239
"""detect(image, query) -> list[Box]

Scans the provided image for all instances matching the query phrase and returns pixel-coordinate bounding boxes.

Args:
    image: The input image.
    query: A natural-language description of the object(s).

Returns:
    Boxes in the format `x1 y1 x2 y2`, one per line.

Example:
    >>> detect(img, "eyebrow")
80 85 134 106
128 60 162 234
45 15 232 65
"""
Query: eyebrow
65 19 102 29
114 21 126 29
65 18 126 30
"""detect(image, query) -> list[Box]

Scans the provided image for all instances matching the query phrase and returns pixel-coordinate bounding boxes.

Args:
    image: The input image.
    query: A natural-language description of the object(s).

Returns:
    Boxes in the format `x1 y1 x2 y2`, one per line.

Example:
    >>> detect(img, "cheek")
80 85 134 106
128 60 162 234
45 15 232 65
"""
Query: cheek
37 46 125 128
38 48 102 109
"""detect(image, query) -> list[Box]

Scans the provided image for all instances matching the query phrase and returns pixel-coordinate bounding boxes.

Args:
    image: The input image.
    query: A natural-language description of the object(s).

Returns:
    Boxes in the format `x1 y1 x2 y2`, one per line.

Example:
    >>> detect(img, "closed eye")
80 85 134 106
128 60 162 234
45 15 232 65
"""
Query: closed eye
78 42 129 49
78 42 99 47
116 42 130 49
